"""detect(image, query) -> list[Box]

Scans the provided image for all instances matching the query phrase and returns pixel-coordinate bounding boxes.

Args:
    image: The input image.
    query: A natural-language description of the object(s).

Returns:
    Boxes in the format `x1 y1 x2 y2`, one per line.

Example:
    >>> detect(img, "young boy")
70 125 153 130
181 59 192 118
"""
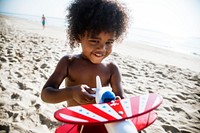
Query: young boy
41 0 129 132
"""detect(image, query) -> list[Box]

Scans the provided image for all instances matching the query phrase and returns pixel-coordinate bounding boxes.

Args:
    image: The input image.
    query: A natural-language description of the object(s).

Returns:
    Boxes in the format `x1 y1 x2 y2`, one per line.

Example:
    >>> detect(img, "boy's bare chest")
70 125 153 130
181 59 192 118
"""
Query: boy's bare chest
66 62 111 87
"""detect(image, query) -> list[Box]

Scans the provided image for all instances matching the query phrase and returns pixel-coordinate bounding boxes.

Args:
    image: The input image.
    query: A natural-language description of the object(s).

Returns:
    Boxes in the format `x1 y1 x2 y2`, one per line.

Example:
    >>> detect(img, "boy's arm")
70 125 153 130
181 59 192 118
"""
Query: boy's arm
41 56 71 103
41 56 95 104
109 63 125 99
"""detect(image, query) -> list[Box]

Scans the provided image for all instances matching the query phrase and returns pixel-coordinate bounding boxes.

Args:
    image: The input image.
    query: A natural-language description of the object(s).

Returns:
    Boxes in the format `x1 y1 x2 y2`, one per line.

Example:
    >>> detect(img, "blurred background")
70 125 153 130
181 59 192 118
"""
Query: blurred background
0 0 200 56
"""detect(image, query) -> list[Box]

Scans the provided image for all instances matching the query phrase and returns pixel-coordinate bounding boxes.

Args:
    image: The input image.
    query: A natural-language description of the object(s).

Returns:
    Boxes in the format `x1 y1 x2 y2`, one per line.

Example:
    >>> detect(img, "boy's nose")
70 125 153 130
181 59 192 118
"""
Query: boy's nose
98 43 106 50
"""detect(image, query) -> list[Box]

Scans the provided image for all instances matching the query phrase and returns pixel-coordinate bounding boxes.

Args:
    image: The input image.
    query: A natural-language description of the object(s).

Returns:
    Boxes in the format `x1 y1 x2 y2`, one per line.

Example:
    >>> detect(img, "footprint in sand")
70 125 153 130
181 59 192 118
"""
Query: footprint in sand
0 84 6 91
0 125 10 133
14 71 22 78
171 106 184 112
11 103 24 111
17 81 26 90
175 94 187 100
11 93 21 100
180 129 194 133
162 124 181 133
122 73 132 77
40 63 47 69
158 117 170 125
171 106 192 120
31 100 41 110
0 57 7 63
39 113 59 129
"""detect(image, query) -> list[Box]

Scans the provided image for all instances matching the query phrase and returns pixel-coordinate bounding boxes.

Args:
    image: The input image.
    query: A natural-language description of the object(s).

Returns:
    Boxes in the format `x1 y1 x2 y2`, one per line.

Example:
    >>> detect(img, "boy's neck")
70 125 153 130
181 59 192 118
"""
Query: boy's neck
80 53 102 65
80 53 93 63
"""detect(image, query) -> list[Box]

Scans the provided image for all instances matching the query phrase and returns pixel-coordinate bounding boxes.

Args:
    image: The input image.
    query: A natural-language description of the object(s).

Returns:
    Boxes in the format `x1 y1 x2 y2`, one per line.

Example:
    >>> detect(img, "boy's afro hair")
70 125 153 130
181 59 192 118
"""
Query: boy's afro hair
66 0 129 48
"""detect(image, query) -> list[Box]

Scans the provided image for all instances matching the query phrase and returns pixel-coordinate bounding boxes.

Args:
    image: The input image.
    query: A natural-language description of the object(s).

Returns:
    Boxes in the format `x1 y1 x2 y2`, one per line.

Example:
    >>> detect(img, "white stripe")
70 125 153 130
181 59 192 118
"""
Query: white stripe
93 103 122 119
59 113 88 122
120 99 132 117
139 94 149 113
152 95 161 108
68 106 107 122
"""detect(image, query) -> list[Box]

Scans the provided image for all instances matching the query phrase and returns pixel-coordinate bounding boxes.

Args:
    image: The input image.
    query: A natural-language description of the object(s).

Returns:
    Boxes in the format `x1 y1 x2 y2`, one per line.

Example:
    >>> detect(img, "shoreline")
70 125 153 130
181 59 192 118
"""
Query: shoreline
2 14 200 72
0 14 200 133
114 40 200 72
1 14 66 40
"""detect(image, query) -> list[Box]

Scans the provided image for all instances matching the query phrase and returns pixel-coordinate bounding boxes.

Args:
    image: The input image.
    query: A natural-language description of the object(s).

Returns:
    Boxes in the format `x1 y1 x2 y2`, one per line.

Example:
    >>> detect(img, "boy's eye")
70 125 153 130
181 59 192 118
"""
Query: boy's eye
89 39 98 42
89 40 99 44
105 41 114 46
88 39 114 47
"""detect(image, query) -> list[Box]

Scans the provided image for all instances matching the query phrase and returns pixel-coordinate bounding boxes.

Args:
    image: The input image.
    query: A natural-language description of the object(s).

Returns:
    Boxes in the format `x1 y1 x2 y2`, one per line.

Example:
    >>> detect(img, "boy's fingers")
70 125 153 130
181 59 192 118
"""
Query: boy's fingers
85 95 95 103
85 92 95 103
85 87 96 94
80 85 96 103
115 96 121 100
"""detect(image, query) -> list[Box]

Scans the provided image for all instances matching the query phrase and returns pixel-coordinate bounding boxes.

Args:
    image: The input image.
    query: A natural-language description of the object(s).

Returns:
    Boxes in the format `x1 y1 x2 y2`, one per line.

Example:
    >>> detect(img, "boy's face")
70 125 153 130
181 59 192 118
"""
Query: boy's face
79 32 115 64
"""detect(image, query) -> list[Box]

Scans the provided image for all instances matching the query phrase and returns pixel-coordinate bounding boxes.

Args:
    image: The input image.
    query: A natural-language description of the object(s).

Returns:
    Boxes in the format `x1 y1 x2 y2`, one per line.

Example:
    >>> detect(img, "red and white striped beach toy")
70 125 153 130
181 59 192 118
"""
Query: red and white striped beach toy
54 93 163 133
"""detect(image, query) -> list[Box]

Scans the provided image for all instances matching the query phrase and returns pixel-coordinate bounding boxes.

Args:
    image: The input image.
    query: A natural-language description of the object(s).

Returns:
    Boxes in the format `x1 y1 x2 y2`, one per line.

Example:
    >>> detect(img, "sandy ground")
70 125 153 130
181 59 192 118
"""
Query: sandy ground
0 15 200 133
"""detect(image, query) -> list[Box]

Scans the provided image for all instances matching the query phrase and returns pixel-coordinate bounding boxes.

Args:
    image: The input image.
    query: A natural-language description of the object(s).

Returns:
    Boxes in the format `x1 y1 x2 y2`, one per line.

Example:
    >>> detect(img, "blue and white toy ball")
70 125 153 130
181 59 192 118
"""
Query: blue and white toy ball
101 91 116 103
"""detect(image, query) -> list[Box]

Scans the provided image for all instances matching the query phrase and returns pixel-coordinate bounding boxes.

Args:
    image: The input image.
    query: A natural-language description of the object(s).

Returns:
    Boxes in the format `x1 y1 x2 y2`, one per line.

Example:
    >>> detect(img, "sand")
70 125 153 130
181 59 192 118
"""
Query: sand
0 14 200 133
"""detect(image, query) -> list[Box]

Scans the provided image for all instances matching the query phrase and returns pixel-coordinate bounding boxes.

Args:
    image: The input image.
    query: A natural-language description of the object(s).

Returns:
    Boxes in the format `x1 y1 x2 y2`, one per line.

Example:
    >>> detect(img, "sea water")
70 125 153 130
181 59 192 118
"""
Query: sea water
0 12 66 27
1 12 200 57
126 28 200 57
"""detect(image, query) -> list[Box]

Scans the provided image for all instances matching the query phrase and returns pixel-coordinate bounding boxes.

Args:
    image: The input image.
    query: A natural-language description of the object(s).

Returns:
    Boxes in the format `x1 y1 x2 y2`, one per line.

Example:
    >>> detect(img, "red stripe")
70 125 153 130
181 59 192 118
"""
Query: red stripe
131 111 158 131
82 104 117 121
55 108 100 124
107 100 127 118
136 112 149 130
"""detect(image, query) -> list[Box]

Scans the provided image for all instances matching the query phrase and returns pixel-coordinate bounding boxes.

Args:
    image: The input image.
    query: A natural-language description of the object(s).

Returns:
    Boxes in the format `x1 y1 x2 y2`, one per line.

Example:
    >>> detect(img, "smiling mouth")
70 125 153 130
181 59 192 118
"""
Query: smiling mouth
94 53 105 57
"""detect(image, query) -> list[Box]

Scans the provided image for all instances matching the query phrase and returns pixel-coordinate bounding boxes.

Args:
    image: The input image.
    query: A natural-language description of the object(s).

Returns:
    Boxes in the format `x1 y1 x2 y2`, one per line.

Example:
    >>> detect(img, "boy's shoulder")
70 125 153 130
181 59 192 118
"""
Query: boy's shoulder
58 54 80 66
102 60 118 69
62 54 80 61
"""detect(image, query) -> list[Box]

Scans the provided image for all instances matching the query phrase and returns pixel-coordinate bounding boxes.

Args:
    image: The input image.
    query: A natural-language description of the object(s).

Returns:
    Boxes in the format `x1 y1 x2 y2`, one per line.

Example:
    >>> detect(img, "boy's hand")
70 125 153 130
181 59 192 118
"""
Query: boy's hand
115 96 121 100
72 85 95 104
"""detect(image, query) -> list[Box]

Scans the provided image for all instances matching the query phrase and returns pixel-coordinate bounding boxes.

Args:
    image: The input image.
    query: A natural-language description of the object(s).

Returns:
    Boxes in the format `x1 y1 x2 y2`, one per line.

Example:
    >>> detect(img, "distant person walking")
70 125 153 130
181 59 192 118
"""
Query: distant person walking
42 14 46 29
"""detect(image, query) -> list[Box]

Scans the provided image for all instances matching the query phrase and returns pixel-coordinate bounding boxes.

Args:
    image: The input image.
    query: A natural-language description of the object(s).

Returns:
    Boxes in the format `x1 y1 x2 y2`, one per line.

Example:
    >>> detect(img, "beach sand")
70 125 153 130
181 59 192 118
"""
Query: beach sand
0 14 200 133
